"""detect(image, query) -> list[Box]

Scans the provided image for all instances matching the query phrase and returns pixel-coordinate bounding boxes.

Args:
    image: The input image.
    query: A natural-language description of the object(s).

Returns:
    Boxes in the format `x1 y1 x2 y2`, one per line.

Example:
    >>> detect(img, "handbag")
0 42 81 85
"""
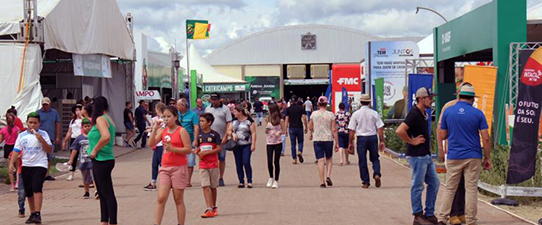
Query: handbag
224 139 238 151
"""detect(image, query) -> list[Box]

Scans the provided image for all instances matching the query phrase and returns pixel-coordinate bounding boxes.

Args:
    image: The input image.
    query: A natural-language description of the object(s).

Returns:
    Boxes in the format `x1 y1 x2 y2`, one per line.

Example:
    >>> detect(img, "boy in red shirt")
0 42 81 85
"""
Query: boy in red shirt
196 113 222 218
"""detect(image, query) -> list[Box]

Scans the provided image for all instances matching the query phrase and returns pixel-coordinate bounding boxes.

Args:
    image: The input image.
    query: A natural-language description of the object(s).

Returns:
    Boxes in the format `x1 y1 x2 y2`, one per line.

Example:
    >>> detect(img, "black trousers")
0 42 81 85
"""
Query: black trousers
450 174 466 216
266 144 282 181
134 124 147 148
92 159 117 224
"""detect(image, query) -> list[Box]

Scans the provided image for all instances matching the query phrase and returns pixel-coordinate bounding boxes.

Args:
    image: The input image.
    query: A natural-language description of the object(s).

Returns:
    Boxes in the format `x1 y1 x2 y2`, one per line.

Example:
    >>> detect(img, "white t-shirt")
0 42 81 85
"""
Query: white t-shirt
152 116 164 147
70 118 82 138
14 130 52 169
348 106 384 136
304 100 313 112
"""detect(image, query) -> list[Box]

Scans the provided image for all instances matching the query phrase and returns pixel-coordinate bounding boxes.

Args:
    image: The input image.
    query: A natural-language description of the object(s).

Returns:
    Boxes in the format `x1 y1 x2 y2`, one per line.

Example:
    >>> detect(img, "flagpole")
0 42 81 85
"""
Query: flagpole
186 24 190 104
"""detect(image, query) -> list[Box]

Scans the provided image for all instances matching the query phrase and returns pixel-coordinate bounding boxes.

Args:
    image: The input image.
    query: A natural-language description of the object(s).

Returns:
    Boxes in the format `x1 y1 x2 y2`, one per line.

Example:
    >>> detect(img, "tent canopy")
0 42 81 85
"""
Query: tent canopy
181 44 245 84
0 0 134 60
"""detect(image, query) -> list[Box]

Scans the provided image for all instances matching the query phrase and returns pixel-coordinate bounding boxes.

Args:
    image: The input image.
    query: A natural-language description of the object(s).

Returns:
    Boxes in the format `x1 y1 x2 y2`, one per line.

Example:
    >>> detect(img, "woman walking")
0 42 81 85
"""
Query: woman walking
265 103 285 189
229 105 257 188
148 106 192 225
88 96 118 225
144 102 166 191
335 103 351 166
63 105 83 181
7 106 25 132
308 96 339 188
0 113 20 191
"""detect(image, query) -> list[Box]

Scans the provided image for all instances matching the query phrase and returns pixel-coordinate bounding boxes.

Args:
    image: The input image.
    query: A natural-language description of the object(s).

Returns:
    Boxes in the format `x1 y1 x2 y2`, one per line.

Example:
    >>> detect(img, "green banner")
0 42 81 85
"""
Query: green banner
190 70 198 109
245 76 280 102
202 84 246 93
186 20 209 39
375 78 384 116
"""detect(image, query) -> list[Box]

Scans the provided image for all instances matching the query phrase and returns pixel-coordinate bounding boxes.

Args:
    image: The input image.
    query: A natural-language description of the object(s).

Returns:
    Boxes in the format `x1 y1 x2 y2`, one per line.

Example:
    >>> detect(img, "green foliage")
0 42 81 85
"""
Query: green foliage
384 124 406 153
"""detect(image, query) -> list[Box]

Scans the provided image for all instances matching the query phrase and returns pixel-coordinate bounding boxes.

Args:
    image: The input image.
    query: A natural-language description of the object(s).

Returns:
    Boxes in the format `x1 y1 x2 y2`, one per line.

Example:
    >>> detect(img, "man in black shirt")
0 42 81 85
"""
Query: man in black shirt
396 87 440 225
123 101 135 147
133 100 151 148
253 99 264 126
285 95 308 164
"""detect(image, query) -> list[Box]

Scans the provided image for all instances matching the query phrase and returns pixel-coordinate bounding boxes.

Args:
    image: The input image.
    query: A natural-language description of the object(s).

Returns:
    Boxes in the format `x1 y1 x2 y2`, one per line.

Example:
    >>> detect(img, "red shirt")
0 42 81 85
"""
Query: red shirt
197 130 221 169
14 117 26 132
161 126 187 167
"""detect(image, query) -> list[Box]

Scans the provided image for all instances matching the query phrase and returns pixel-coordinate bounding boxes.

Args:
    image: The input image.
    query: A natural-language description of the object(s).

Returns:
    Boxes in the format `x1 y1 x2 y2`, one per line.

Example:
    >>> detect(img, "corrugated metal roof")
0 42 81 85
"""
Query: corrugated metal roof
205 24 422 66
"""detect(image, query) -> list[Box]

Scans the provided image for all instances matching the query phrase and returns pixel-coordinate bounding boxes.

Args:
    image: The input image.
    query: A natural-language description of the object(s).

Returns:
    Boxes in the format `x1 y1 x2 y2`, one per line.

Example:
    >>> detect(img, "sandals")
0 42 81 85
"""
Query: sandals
247 183 253 189
238 183 245 188
320 183 326 188
326 177 333 187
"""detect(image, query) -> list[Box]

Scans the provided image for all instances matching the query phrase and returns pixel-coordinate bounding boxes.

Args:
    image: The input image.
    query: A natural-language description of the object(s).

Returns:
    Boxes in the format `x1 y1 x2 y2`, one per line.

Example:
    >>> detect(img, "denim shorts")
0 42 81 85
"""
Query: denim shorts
314 141 333 159
219 145 227 162
187 153 196 167
338 133 349 148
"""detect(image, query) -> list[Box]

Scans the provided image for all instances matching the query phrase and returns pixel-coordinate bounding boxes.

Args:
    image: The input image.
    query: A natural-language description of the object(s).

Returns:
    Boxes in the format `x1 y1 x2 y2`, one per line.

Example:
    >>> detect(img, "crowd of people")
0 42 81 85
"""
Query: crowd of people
0 82 498 225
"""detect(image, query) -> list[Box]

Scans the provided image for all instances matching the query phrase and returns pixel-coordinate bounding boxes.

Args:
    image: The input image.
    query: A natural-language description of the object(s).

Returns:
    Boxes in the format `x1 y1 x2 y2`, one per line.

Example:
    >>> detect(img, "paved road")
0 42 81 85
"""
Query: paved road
0 126 531 225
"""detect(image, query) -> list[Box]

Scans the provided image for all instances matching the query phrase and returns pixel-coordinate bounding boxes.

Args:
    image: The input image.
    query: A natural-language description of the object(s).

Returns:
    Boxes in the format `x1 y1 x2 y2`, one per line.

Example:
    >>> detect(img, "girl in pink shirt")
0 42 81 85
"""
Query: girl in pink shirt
1 113 20 191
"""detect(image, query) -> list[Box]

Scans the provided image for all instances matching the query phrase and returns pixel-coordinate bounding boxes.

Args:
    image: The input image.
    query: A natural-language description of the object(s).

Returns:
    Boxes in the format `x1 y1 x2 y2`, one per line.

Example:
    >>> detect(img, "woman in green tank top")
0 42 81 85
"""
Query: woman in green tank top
88 96 118 225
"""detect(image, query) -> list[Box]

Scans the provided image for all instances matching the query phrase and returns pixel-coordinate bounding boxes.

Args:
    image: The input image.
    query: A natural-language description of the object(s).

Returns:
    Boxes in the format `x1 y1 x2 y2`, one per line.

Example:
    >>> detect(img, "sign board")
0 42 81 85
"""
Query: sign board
135 90 161 101
73 54 112 78
284 79 328 86
331 64 362 113
246 76 280 101
366 41 419 106
203 84 246 93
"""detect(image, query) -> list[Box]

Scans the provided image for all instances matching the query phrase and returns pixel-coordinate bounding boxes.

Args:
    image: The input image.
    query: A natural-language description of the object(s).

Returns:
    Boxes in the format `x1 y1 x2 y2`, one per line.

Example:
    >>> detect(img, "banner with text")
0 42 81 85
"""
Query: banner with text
73 54 112 78
507 48 542 184
463 65 497 136
246 76 280 102
374 78 384 116
367 41 419 106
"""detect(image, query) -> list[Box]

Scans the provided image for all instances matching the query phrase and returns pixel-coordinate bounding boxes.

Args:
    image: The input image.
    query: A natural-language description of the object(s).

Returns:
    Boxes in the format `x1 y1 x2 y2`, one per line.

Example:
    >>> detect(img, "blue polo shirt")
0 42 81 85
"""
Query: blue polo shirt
37 108 60 141
440 101 488 160
179 110 199 141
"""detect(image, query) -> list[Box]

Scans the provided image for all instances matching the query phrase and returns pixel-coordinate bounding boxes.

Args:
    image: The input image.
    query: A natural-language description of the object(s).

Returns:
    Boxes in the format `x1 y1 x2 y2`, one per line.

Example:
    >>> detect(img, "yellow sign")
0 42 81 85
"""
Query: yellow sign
463 65 498 135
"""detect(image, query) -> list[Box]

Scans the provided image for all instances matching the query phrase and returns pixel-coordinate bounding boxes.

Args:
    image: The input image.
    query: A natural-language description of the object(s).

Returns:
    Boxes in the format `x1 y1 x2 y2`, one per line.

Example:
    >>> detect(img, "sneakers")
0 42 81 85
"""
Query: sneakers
374 175 381 188
272 180 279 189
94 191 100 199
266 178 274 188
413 213 434 225
362 184 369 189
10 185 15 192
424 215 438 224
25 212 41 224
218 178 225 187
144 183 157 191
67 174 74 181
83 192 90 199
212 206 218 216
18 212 25 218
450 216 462 225
44 176 55 181
297 153 304 163
201 209 216 218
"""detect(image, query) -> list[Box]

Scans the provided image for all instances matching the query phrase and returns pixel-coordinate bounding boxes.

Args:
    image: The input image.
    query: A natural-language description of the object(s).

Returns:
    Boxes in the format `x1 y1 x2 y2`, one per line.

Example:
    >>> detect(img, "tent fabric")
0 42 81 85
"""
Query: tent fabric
181 44 245 84
0 43 43 124
417 34 434 55
0 0 134 60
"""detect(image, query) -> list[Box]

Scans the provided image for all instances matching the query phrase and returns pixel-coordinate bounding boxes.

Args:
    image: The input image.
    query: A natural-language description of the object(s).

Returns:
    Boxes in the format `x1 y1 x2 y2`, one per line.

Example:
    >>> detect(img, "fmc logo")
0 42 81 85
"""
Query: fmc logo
337 78 359 85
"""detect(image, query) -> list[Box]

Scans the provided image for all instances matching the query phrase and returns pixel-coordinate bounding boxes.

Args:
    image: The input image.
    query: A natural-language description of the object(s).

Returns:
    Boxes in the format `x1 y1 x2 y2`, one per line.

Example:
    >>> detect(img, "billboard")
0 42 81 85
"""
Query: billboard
332 64 362 113
246 76 280 101
366 41 419 106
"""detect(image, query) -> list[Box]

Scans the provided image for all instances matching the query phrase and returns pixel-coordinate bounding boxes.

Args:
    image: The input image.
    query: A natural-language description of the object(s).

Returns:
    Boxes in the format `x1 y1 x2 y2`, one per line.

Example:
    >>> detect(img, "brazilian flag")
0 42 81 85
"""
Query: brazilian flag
186 20 210 39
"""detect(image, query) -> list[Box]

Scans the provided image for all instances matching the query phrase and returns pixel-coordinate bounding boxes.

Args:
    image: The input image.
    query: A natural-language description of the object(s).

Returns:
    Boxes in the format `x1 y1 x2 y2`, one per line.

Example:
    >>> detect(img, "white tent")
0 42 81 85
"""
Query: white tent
417 34 434 55
181 44 246 84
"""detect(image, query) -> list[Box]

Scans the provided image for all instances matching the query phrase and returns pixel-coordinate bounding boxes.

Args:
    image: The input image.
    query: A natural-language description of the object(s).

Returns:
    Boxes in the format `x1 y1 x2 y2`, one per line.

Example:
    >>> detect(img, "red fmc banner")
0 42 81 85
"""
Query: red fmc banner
331 64 362 113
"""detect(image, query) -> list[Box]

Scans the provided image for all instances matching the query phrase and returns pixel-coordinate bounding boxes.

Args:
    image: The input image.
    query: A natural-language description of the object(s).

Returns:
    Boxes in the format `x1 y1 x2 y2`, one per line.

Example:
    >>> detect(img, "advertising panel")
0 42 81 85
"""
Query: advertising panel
246 76 280 102
463 65 497 135
135 90 161 101
367 41 419 106
73 54 112 78
332 64 362 112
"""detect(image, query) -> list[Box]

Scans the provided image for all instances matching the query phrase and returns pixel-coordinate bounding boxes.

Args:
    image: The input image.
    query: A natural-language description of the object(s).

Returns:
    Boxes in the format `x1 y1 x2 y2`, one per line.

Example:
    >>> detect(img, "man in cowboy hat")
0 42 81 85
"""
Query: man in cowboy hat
436 84 491 225
396 87 439 225
348 94 385 189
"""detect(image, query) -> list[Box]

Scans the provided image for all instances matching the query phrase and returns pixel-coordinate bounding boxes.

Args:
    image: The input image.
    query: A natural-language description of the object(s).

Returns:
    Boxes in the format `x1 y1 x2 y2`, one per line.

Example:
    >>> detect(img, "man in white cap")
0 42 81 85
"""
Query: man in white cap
436 84 491 225
347 94 384 189
36 97 61 181
396 87 439 225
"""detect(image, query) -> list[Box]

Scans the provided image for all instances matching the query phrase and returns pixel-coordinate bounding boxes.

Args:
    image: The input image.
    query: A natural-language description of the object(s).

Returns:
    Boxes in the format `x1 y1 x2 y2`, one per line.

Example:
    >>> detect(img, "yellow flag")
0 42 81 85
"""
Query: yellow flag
194 22 209 39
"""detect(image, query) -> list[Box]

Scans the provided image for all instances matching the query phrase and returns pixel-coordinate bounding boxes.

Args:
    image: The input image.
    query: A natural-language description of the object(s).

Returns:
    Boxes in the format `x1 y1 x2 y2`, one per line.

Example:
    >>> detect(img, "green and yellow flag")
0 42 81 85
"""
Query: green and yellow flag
186 20 210 39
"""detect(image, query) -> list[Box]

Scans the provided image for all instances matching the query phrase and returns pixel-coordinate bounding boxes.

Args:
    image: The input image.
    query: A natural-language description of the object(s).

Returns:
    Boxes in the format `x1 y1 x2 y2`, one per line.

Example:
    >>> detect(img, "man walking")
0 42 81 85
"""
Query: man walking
285 95 308 164
437 84 491 225
253 98 264 126
124 101 135 147
133 100 151 148
396 87 439 225
304 97 313 121
205 93 232 186
177 98 200 187
194 98 205 116
37 97 61 181
348 94 385 189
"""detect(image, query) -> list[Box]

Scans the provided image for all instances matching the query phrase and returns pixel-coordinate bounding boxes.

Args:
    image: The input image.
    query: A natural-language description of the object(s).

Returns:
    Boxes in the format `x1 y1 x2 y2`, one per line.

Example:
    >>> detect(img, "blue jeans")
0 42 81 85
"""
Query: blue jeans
407 155 440 217
357 135 381 185
306 111 312 121
151 146 163 183
255 112 263 125
280 134 286 154
289 128 304 159
18 173 25 215
219 145 227 162
233 144 253 184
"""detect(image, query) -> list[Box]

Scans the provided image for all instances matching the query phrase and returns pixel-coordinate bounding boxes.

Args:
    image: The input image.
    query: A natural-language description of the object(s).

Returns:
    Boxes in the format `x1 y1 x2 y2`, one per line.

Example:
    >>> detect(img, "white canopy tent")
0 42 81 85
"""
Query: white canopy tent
181 44 246 84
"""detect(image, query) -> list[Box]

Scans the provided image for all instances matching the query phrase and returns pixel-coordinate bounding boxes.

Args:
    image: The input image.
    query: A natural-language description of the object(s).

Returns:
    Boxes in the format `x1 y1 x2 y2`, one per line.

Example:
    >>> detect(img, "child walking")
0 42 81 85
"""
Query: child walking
1 112 20 191
9 112 53 224
195 113 222 218
148 106 192 225
68 118 95 199
265 103 285 189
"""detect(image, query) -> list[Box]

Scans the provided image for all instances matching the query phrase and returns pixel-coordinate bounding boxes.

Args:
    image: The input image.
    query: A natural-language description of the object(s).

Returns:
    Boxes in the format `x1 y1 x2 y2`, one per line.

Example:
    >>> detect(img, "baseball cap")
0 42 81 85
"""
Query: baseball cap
415 87 437 98
458 85 476 97
318 96 328 103
210 93 220 99
42 97 51 105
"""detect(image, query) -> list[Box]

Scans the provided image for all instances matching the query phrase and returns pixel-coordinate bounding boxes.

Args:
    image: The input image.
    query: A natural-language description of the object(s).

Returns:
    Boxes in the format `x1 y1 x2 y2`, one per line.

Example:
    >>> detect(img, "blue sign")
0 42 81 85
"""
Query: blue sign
408 74 434 141
341 87 349 112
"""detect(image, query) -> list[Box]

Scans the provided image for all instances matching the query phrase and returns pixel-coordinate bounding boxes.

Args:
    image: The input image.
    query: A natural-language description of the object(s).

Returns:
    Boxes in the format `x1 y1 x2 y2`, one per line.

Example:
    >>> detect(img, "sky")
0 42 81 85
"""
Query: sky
116 0 540 55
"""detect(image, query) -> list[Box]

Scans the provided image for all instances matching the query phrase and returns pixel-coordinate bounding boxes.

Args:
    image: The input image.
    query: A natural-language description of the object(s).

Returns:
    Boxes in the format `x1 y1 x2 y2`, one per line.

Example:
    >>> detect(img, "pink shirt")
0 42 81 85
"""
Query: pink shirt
1 126 20 145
